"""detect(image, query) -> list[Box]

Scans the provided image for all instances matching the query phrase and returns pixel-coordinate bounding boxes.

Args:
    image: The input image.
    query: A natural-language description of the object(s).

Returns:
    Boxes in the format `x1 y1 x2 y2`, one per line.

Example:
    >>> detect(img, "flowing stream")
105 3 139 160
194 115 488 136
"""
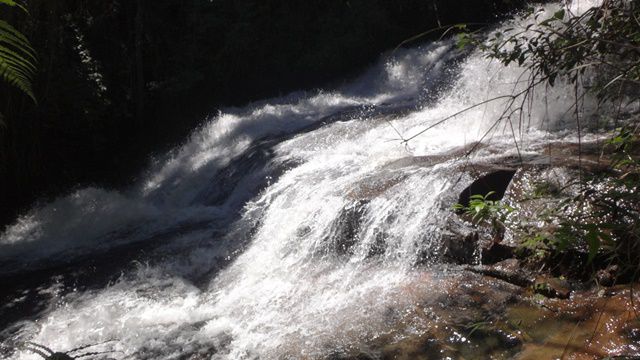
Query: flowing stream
0 1 620 359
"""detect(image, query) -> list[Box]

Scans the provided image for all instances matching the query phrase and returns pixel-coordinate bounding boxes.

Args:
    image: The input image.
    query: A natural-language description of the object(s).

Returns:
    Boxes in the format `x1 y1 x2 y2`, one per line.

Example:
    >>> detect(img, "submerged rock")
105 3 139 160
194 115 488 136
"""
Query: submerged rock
514 285 640 359
339 276 640 359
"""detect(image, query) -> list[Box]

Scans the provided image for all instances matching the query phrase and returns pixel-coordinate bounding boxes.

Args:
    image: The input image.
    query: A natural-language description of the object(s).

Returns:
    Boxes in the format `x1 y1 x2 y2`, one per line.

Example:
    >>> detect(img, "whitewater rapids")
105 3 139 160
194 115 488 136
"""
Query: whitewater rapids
0 1 613 359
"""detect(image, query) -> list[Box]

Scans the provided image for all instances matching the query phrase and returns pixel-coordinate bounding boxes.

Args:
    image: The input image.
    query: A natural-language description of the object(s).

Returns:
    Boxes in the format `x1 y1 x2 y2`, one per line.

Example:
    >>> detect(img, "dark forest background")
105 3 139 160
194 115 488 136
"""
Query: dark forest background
0 0 524 227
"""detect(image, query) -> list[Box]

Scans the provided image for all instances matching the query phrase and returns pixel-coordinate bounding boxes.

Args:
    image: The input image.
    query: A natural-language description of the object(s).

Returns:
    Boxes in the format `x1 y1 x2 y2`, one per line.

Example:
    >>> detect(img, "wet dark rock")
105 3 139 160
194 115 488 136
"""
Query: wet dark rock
440 224 514 266
442 230 479 265
627 327 640 342
596 264 620 287
456 169 517 211
366 231 388 258
325 200 370 256
481 242 515 265
533 276 571 299
467 327 523 352
467 259 534 288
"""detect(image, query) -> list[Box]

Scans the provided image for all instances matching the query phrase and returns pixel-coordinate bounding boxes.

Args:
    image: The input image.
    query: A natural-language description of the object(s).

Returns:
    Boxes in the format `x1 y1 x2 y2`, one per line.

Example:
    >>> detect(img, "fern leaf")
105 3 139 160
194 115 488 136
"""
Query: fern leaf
1 55 33 79
0 59 34 99
0 45 37 71
0 0 28 14
0 18 36 102
0 52 36 101
0 21 36 56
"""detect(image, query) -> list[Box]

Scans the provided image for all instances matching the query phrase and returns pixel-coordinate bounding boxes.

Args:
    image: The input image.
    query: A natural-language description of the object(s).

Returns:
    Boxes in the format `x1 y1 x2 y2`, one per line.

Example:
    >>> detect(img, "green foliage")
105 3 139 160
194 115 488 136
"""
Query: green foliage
460 0 640 102
559 128 639 268
453 191 514 231
452 0 640 278
511 127 640 274
519 234 559 261
0 0 27 13
465 320 492 336
532 281 549 293
607 126 640 175
0 0 36 103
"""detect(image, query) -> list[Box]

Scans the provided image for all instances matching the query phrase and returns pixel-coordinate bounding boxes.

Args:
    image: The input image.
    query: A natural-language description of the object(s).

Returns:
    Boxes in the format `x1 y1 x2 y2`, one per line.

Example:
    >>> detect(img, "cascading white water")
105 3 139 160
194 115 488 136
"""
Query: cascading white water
1 1 617 359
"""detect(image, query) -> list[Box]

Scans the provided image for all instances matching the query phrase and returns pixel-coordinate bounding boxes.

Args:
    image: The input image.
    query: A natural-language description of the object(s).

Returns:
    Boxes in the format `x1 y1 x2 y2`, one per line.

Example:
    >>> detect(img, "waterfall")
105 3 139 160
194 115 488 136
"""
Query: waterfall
0 1 615 359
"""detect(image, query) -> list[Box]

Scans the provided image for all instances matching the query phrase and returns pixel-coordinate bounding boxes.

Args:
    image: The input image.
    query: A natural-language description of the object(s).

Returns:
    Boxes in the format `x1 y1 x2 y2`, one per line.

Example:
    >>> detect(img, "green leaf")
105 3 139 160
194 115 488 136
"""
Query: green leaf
539 19 551 26
456 33 472 50
0 18 37 103
585 227 600 263
553 9 565 20
0 21 36 56
0 0 28 13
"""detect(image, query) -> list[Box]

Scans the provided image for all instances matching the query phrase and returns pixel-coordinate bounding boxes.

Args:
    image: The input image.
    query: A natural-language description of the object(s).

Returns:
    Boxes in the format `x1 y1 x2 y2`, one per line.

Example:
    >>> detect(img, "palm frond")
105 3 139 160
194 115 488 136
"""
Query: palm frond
0 0 28 14
0 20 36 55
0 18 36 102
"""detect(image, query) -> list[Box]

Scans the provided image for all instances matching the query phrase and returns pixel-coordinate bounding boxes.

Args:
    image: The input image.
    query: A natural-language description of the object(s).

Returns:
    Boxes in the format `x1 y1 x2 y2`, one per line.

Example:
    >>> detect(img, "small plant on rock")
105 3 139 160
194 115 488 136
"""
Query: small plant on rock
454 191 514 234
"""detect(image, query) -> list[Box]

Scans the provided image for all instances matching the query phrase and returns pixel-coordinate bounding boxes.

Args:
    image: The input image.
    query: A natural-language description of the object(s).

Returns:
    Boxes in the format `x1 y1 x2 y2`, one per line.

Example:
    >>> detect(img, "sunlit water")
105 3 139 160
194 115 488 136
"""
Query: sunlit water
1 1 626 359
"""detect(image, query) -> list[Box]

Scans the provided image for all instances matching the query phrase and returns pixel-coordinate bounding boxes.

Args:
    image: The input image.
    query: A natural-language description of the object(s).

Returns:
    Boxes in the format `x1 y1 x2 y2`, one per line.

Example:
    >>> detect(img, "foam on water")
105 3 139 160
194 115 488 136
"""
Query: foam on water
2 1 624 359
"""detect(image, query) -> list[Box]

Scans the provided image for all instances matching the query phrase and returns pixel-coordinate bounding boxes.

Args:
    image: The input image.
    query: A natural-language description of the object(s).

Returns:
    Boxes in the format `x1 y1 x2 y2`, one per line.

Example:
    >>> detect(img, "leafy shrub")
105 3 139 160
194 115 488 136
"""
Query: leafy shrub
513 126 640 277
